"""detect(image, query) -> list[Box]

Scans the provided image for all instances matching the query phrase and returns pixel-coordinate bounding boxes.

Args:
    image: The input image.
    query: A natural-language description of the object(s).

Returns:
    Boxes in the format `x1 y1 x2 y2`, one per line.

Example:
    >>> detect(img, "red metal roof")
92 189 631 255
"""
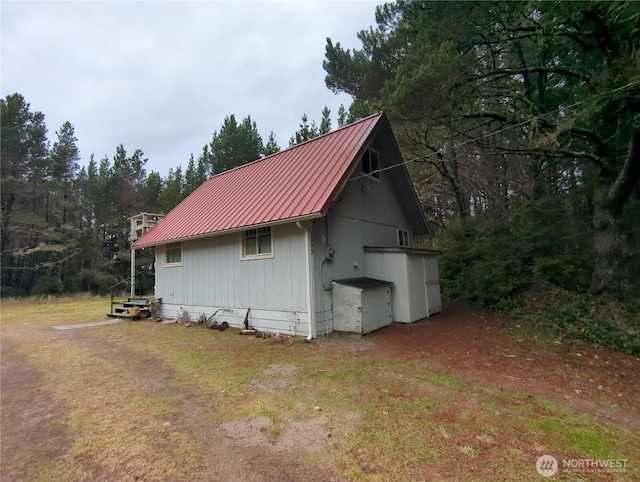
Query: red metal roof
133 113 383 247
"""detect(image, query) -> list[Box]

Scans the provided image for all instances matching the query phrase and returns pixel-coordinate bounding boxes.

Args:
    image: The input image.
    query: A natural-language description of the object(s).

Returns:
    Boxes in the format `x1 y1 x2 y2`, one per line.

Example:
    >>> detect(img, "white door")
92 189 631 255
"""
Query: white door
408 255 428 321
361 286 392 334
423 256 442 316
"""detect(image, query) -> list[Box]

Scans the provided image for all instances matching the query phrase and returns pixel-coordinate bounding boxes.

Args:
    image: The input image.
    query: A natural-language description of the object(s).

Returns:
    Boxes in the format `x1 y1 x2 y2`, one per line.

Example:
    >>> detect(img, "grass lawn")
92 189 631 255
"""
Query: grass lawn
1 296 639 481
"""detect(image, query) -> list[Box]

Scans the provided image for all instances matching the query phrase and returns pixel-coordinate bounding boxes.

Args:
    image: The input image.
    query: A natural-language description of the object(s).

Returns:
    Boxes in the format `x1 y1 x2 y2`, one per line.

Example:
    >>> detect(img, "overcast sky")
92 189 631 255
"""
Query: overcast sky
1 0 378 175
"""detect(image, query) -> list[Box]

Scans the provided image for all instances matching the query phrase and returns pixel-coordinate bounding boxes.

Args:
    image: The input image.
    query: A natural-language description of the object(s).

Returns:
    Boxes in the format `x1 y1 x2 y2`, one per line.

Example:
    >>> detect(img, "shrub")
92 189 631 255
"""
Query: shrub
512 282 639 354
430 195 639 354
30 276 64 296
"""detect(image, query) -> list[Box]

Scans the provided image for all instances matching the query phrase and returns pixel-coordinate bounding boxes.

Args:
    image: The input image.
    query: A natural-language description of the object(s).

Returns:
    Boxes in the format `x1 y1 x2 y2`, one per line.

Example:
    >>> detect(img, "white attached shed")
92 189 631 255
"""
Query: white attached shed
332 278 393 334
364 247 442 323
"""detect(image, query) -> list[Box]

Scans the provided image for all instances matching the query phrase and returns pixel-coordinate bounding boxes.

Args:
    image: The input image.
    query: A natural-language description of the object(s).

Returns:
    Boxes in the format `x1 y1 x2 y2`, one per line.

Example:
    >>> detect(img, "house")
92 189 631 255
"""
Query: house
132 112 441 338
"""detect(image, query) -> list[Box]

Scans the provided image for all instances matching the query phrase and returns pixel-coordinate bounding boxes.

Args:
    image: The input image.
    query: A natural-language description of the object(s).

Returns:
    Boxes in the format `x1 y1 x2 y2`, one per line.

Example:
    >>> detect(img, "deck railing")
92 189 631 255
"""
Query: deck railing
108 271 146 314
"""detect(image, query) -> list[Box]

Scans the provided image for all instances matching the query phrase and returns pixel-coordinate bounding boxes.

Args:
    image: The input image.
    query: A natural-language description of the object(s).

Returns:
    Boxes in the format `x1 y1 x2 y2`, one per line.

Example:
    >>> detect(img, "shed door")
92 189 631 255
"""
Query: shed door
408 256 428 321
423 256 442 316
361 286 392 334
332 283 362 333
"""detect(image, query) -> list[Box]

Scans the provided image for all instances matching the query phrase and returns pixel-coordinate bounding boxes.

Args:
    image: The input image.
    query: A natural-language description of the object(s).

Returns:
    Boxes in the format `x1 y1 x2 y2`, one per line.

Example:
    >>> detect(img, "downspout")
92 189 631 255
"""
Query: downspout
296 221 316 341
320 255 327 336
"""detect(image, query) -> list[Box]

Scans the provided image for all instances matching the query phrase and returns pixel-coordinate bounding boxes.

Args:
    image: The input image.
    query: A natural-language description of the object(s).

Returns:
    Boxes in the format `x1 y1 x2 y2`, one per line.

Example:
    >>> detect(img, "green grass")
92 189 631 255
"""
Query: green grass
2 296 639 481
0 293 109 326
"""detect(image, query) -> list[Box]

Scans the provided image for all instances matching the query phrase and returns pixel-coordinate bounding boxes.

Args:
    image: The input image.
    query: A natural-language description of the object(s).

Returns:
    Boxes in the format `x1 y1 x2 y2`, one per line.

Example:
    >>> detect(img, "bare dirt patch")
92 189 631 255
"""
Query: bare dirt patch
0 340 73 482
219 414 334 452
251 363 300 392
367 302 640 430
264 363 301 376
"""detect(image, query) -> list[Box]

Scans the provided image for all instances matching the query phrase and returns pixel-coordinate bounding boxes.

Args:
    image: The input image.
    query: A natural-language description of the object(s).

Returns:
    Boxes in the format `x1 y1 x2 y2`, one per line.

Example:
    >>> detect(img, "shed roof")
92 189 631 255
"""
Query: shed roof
133 112 417 247
333 277 394 289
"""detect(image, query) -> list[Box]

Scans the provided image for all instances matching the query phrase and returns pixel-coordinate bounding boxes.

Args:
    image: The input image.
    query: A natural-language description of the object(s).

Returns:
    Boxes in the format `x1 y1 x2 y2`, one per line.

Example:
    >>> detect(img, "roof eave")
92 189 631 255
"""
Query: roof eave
132 212 324 249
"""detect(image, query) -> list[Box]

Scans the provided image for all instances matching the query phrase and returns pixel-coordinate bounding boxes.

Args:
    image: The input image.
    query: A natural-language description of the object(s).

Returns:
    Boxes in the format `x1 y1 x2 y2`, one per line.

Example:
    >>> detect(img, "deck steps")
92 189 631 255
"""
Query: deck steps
107 296 157 320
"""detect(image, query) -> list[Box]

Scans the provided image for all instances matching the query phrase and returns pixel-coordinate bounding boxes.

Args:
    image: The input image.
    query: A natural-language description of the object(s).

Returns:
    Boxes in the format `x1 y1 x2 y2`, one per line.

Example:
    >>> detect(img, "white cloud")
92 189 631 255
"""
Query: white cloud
1 0 377 174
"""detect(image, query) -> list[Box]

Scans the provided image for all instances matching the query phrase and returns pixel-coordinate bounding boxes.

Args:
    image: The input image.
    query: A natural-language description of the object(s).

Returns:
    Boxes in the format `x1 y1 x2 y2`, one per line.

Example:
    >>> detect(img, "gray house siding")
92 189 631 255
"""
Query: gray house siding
155 223 310 336
311 140 416 333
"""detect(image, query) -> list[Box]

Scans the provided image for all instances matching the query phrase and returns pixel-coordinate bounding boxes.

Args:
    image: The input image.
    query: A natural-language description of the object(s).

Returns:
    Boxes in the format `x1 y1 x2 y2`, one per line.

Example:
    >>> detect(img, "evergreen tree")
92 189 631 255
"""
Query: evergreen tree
143 171 163 211
183 154 200 196
208 115 263 174
319 106 332 135
264 132 280 156
49 121 80 225
0 94 51 294
49 121 79 182
76 155 98 229
289 107 337 146
197 144 213 177
289 113 320 146
337 104 352 127
324 0 640 295
158 166 184 213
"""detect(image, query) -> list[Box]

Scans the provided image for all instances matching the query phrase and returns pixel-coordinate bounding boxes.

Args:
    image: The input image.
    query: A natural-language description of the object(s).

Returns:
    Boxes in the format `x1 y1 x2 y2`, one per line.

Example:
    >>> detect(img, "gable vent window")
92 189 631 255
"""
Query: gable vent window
243 227 273 258
165 242 182 266
361 148 380 180
398 229 410 248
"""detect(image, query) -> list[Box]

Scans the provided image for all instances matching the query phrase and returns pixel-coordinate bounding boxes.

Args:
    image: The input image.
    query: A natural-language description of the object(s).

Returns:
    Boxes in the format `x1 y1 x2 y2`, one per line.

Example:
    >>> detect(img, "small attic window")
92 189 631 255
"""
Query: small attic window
398 229 410 247
361 148 380 179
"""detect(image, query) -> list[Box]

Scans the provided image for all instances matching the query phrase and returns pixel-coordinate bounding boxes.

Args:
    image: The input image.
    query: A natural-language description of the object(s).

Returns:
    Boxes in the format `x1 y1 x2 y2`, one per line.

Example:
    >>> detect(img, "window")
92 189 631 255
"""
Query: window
243 226 272 258
165 242 182 266
398 229 410 247
361 148 380 179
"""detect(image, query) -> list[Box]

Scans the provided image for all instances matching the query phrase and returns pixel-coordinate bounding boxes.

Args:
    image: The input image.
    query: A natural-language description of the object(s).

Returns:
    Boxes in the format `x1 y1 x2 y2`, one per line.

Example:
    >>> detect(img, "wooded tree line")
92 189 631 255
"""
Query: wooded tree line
0 94 346 296
325 0 640 302
2 0 638 310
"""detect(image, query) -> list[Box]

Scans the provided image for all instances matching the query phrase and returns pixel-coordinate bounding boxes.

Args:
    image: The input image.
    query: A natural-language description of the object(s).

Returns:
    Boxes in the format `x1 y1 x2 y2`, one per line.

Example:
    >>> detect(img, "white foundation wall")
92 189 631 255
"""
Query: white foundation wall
154 304 310 337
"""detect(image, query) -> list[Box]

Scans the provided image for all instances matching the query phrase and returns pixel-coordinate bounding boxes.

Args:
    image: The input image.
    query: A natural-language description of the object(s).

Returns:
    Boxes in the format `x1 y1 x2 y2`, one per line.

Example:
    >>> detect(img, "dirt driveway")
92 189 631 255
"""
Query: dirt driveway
2 300 639 481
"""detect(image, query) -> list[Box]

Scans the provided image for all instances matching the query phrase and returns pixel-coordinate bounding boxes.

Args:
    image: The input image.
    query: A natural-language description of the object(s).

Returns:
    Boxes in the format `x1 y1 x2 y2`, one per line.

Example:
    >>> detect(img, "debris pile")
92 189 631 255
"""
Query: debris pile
155 306 290 341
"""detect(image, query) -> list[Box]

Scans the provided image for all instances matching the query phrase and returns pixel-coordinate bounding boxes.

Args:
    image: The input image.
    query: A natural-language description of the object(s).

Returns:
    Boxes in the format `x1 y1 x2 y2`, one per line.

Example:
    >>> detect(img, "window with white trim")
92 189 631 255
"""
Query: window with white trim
165 242 182 266
361 148 380 179
398 229 410 247
243 227 272 258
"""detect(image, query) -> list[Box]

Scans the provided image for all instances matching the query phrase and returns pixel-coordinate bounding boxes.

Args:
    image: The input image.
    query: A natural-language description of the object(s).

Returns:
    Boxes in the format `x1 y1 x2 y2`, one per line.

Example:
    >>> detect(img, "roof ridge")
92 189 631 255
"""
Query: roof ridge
205 112 384 181
279 111 384 153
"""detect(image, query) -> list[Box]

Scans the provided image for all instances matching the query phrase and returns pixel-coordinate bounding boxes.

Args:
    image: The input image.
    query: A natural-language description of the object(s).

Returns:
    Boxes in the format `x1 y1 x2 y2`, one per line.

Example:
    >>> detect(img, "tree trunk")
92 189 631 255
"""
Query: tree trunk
589 128 640 295
590 200 631 294
442 141 468 220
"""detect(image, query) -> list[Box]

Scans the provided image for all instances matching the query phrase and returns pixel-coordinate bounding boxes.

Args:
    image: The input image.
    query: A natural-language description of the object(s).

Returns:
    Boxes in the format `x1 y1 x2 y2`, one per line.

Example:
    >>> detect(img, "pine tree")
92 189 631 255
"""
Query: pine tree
319 106 332 134
208 115 263 174
264 132 280 156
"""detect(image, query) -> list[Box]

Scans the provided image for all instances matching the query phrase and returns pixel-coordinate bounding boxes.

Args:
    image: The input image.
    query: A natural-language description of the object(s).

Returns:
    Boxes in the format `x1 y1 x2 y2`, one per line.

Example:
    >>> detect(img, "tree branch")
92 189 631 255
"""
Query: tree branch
497 145 605 167
477 67 590 83
606 128 640 214
567 127 606 149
